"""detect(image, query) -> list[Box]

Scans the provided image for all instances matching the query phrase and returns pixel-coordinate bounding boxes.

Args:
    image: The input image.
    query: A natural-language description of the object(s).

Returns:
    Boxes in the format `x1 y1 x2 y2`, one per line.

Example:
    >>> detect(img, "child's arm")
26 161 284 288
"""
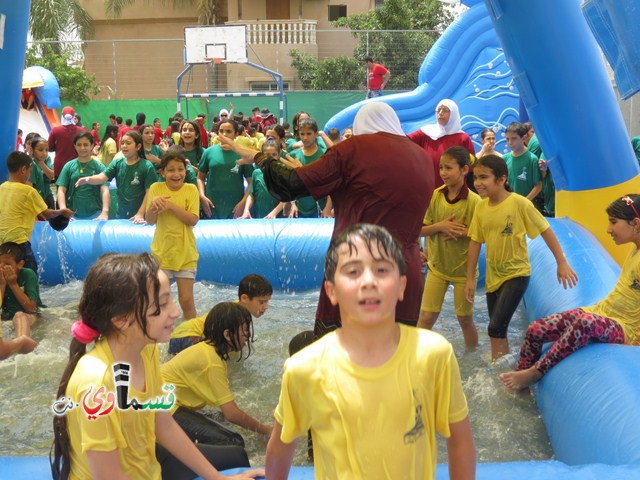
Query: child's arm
446 416 476 480
35 157 55 180
232 177 252 219
56 187 68 210
95 185 110 221
130 190 149 225
3 266 36 313
155 411 264 480
265 421 297 480
540 228 578 288
75 172 109 188
196 173 215 218
219 400 273 436
421 215 468 240
240 194 254 219
39 207 74 220
321 196 333 218
318 130 334 148
526 180 543 201
465 240 481 303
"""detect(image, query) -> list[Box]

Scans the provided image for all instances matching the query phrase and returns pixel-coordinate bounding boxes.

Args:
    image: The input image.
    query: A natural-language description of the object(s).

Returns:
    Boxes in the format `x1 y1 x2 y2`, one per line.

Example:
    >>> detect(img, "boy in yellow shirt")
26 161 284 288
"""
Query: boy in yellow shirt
0 151 73 273
266 224 476 480
168 274 273 354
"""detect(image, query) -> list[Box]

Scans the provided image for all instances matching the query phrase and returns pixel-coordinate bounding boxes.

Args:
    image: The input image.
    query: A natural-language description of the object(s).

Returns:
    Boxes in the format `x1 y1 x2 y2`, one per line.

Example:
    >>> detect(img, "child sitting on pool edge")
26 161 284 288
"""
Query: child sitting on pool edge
168 274 273 355
265 224 475 480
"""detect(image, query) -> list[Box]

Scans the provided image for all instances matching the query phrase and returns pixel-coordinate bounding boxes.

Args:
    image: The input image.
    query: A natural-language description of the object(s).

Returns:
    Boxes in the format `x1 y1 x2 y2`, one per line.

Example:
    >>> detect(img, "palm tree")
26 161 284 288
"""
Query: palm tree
104 0 221 25
29 0 94 43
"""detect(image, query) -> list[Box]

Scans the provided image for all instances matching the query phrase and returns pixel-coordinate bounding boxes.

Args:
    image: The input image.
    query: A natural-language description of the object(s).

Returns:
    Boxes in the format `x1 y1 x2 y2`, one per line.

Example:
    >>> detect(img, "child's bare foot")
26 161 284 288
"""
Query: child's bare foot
499 366 543 391
17 335 37 354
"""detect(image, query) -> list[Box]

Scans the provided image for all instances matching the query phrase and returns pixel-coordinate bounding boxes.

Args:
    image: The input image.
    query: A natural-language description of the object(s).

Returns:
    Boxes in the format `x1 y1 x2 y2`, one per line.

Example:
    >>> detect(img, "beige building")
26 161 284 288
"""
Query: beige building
79 0 376 99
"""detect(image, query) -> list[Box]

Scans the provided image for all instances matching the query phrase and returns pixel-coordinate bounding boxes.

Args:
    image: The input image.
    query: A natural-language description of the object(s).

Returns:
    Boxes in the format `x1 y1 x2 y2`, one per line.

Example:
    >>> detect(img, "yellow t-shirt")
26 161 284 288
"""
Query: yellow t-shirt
274 325 468 480
0 181 48 245
170 314 207 339
66 340 164 480
468 193 549 292
161 341 234 413
425 185 481 280
235 136 256 150
147 182 199 271
583 247 640 345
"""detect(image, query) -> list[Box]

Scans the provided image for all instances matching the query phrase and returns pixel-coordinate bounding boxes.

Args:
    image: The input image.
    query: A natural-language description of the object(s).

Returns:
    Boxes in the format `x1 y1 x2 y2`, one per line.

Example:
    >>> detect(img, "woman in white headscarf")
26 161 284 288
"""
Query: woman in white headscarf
221 102 435 336
408 99 475 188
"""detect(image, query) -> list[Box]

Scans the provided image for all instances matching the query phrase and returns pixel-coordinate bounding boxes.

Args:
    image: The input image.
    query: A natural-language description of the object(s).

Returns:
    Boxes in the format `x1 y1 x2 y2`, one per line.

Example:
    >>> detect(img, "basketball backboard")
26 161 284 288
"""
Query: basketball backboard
184 25 248 64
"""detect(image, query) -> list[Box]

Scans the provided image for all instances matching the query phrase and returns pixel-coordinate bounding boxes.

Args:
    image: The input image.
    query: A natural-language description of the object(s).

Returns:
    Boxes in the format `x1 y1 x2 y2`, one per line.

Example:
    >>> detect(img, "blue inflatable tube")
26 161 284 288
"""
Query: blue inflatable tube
33 219 334 290
0 2 31 182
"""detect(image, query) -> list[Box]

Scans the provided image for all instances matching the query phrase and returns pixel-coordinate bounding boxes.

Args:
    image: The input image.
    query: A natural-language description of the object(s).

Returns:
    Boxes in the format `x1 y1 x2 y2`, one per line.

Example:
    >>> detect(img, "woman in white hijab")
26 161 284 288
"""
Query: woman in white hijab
408 99 475 188
221 101 435 336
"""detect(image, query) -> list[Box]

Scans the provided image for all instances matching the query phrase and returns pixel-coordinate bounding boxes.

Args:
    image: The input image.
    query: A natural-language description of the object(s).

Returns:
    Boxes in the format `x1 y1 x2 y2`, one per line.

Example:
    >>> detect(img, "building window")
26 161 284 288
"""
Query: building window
328 4 347 21
249 81 290 91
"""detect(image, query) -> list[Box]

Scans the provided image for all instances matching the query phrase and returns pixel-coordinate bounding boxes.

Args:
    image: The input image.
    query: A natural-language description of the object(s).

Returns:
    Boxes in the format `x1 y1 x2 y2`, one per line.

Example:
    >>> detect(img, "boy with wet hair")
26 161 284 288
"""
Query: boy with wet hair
168 273 273 354
266 223 475 480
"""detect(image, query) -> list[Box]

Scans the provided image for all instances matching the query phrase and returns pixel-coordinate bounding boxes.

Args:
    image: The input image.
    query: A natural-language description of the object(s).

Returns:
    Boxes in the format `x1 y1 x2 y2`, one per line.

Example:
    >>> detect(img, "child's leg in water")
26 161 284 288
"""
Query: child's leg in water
486 276 530 360
500 308 625 390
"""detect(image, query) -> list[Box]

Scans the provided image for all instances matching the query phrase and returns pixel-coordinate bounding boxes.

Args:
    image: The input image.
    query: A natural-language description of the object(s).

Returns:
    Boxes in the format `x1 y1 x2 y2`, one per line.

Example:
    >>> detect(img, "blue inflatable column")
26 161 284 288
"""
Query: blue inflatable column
0 1 31 181
484 0 640 265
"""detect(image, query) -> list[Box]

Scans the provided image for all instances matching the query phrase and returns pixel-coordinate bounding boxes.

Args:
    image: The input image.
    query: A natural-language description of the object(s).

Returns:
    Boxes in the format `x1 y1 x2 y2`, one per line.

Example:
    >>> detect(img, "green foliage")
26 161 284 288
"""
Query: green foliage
289 50 363 90
29 0 94 43
25 44 100 104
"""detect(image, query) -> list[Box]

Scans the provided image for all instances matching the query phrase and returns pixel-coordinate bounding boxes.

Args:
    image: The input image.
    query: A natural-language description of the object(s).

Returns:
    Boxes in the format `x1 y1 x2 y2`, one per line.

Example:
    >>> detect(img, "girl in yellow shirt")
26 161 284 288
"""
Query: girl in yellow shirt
465 155 578 360
501 194 640 390
51 253 263 480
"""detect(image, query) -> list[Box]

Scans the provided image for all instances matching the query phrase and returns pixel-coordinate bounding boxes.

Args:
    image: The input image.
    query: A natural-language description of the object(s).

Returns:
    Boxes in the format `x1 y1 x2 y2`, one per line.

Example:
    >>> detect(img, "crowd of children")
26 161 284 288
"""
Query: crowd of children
3 101 640 479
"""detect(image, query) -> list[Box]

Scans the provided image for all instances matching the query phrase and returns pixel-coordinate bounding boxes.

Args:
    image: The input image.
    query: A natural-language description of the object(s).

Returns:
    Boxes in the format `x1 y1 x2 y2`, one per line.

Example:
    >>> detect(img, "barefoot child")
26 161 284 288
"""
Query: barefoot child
266 224 475 480
161 302 273 446
146 146 200 319
500 194 640 390
51 253 263 480
418 147 481 347
465 155 578 360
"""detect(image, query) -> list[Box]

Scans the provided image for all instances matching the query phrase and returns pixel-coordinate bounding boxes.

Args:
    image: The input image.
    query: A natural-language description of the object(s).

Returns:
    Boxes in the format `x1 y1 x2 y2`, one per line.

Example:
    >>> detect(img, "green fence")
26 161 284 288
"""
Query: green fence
67 91 403 132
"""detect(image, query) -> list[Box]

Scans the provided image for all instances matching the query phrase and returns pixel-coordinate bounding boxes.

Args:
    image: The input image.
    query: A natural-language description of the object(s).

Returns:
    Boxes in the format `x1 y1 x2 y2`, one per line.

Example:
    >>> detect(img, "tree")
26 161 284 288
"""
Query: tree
29 0 94 44
104 0 221 24
25 44 100 104
330 0 455 90
289 50 363 90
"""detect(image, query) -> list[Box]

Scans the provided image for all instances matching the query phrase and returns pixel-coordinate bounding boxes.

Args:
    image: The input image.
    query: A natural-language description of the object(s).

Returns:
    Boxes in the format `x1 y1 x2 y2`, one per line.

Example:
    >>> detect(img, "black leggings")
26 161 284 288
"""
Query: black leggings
157 443 250 480
486 276 530 338
173 406 245 447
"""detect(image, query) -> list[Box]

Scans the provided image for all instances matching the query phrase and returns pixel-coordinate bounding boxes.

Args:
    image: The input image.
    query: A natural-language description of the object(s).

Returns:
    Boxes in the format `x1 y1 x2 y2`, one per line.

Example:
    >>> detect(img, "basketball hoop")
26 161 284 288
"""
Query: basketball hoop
213 57 222 65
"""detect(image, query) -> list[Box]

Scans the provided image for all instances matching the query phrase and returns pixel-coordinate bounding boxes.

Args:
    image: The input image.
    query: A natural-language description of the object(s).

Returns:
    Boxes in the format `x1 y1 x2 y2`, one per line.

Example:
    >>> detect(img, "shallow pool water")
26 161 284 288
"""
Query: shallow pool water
0 281 552 467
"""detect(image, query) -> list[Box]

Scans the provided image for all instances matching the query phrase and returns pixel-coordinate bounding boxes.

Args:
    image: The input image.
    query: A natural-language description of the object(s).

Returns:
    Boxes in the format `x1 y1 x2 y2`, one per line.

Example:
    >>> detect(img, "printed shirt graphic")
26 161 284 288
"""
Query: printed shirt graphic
583 247 640 345
104 157 158 218
468 194 549 292
274 325 468 479
504 150 541 197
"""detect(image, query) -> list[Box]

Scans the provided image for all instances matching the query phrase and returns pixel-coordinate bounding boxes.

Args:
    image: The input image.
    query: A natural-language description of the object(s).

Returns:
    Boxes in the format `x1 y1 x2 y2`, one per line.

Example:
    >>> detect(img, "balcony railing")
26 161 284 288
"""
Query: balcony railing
226 20 317 45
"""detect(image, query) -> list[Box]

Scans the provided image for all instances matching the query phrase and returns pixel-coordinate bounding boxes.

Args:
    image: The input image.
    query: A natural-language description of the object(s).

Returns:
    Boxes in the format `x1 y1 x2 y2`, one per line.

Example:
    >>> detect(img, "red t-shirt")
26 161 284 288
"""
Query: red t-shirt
48 124 86 177
297 132 435 327
407 130 476 188
368 63 389 90
91 129 100 146
153 127 164 145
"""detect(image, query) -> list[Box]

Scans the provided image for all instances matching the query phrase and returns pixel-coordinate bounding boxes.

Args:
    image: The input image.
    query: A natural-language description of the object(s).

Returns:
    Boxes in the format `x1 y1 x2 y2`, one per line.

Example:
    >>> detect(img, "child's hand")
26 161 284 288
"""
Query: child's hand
129 213 147 225
2 265 18 285
464 279 476 304
200 196 214 218
557 261 578 289
225 468 265 480
75 177 89 188
0 268 6 287
158 139 169 152
280 154 303 169
61 208 74 218
439 215 468 240
147 153 161 165
150 196 170 214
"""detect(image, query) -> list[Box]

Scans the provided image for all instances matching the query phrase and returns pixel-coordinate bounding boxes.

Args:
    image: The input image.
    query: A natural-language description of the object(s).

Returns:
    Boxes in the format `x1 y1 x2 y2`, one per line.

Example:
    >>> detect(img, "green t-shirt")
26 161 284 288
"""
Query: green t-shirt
632 136 640 166
56 158 108 218
198 145 253 219
144 144 164 165
289 147 324 217
184 148 202 169
103 157 158 218
1 267 44 320
28 156 54 202
250 169 279 218
504 150 541 198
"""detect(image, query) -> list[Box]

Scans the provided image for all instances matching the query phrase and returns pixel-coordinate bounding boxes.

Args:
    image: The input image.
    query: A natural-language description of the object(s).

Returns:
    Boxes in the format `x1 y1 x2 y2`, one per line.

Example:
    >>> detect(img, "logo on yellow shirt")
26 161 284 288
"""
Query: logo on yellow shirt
403 392 425 444
501 215 513 236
